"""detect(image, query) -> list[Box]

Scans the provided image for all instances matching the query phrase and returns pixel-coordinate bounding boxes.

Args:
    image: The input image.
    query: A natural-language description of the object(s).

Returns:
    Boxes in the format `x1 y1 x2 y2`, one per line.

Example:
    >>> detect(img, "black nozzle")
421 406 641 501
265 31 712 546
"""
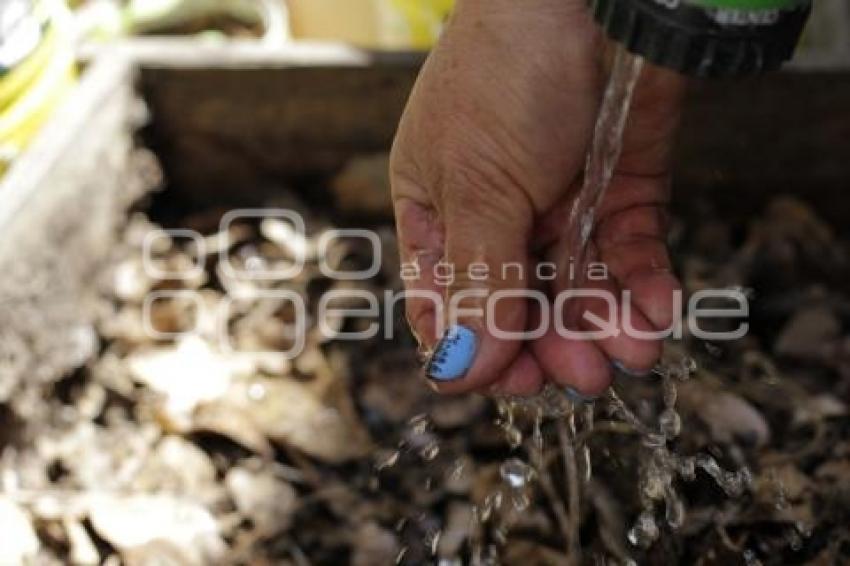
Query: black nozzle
589 0 812 77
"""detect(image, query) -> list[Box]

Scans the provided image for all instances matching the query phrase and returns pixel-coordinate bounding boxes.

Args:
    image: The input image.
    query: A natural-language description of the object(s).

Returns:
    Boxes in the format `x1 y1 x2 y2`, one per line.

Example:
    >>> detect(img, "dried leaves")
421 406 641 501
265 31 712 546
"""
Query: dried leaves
213 376 373 463
87 495 226 564
0 497 40 564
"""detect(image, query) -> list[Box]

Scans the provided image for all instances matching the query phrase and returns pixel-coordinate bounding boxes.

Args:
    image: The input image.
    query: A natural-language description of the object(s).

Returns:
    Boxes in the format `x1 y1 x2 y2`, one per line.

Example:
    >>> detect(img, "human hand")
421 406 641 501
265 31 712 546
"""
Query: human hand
390 0 686 397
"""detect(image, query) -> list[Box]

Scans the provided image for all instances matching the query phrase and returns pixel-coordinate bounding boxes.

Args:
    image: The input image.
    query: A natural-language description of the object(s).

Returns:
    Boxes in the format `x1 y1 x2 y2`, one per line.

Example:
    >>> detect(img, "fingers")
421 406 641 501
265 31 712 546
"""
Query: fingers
533 180 673 392
531 325 613 397
624 270 681 332
393 196 445 347
573 275 663 375
595 175 681 334
392 159 537 395
424 178 535 394
489 349 545 397
520 245 611 397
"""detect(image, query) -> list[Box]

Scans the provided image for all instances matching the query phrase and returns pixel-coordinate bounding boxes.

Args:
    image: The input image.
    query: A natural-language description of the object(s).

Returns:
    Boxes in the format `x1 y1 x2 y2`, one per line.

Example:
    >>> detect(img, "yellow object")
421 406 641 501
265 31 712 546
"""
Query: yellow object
287 0 453 49
0 27 57 112
0 6 76 176
387 0 452 49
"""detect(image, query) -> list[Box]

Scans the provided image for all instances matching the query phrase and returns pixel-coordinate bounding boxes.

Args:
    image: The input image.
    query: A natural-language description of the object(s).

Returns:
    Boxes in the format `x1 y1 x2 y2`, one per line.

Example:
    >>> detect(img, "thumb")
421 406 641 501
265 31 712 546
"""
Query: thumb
424 184 535 394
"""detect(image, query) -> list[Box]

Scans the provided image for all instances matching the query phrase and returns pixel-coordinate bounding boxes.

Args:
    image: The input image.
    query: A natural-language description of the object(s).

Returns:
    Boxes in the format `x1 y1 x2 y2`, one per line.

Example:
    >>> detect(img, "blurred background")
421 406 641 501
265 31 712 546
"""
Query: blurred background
1 0 454 177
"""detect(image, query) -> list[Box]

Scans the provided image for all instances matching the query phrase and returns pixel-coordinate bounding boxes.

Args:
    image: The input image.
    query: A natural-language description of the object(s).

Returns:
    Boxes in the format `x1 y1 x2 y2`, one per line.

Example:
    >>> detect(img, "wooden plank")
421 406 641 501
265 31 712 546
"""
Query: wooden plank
673 72 850 230
133 40 421 207
129 40 850 228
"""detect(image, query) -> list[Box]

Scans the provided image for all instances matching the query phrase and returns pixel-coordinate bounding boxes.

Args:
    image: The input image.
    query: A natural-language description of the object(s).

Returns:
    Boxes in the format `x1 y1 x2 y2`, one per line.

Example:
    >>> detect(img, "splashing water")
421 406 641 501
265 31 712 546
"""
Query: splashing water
500 458 536 489
483 350 754 562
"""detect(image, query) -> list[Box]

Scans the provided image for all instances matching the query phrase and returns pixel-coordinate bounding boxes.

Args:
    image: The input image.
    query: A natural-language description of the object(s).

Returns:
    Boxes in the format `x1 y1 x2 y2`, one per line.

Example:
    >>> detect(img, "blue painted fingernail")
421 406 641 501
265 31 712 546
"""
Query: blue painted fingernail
425 325 478 382
612 360 651 378
564 386 599 405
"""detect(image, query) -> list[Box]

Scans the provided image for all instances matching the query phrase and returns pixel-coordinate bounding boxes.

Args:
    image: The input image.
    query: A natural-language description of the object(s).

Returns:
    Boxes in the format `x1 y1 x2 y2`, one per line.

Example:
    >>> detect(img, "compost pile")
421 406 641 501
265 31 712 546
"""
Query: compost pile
0 155 848 564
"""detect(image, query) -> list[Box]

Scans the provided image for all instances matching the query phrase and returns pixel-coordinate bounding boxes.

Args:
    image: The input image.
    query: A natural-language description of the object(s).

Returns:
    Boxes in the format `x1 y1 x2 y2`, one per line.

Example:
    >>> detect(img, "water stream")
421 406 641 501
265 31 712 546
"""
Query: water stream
563 45 645 290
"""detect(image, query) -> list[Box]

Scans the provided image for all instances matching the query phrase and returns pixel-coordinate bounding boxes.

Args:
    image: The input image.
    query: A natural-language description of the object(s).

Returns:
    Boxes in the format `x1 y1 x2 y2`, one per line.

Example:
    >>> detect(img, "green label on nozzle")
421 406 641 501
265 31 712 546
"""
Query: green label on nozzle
688 0 805 8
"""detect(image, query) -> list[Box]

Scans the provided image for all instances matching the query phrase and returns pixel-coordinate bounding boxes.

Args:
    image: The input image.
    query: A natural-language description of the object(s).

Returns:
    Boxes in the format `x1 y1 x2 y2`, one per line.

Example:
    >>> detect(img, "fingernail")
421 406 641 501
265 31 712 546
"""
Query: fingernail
612 360 651 378
425 324 478 382
564 386 599 405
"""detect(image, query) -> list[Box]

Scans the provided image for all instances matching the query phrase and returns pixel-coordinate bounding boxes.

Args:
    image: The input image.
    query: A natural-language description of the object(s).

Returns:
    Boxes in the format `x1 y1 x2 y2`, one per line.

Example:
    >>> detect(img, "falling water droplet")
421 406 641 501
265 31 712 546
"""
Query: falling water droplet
376 450 400 471
481 492 503 522
420 441 440 462
495 400 525 449
425 527 442 556
627 512 659 548
695 455 752 497
500 458 536 489
532 408 544 452
409 413 431 435
580 209 595 245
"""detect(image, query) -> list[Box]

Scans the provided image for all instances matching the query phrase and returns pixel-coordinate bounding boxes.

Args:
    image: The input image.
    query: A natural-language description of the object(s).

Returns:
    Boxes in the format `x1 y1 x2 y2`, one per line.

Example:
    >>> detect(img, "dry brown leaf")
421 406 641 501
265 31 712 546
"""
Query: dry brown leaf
225 466 298 533
191 401 274 457
350 522 400 566
680 382 771 447
0 497 39 564
64 518 100 566
774 306 841 360
88 494 225 566
438 502 474 559
126 336 256 427
223 376 373 463
132 436 218 502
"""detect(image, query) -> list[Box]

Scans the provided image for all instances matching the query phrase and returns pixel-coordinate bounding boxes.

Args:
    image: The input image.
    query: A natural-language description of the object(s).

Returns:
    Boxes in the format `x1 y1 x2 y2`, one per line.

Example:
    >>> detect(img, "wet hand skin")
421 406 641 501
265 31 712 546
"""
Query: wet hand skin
390 0 687 397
